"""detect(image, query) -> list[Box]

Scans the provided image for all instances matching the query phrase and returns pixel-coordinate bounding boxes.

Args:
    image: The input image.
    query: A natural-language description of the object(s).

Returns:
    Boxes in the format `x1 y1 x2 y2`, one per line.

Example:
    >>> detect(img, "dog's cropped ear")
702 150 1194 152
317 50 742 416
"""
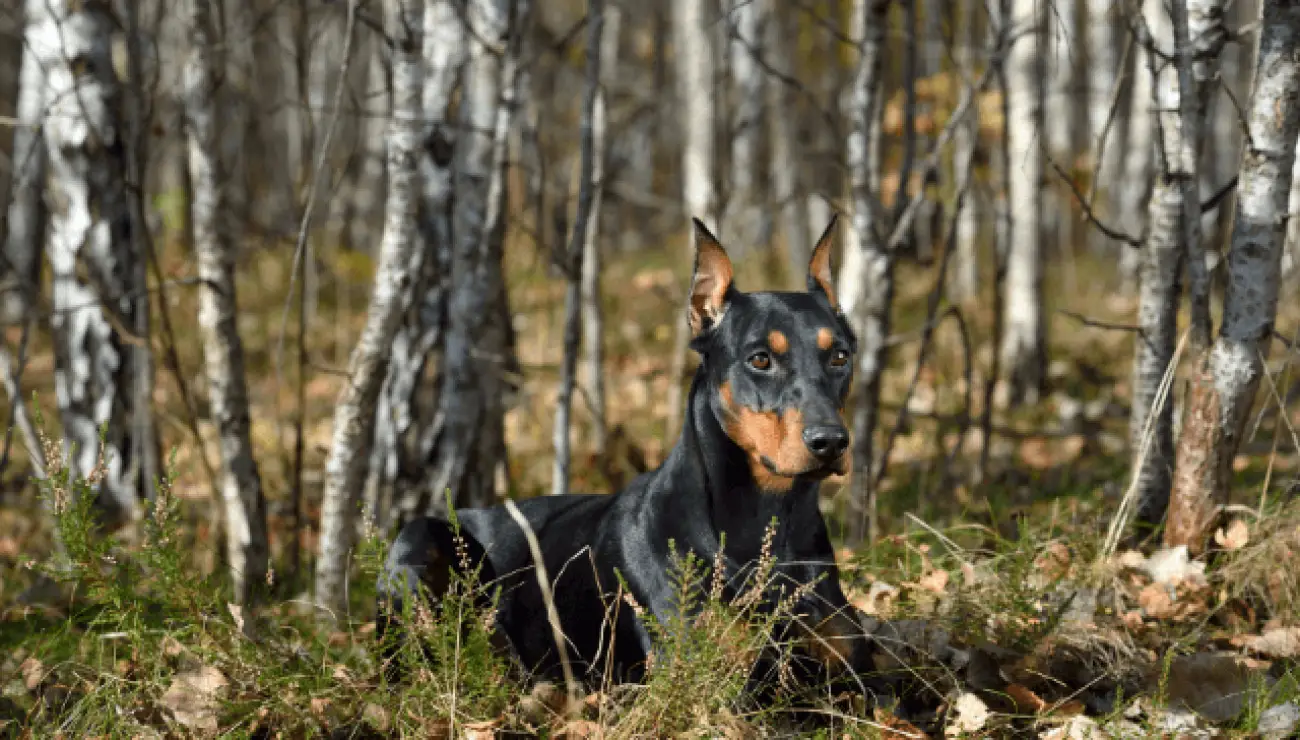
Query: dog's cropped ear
807 215 840 310
689 218 735 337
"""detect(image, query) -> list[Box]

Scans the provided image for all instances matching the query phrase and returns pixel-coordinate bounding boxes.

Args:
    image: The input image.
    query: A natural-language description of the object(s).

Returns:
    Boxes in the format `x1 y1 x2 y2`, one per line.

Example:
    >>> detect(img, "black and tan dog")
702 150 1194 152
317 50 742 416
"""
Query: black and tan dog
378 216 884 697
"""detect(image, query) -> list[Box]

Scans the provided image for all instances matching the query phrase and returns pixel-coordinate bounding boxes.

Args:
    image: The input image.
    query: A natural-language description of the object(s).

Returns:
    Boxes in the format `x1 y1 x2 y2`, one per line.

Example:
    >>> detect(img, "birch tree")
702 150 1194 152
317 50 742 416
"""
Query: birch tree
836 0 891 544
183 0 270 605
314 0 424 617
1129 0 1225 527
552 0 605 497
1 0 48 325
1086 0 1123 255
1166 0 1300 550
372 0 466 529
581 5 621 457
950 0 981 302
722 0 766 252
35 0 148 528
1045 0 1080 257
1000 0 1046 407
665 0 718 441
424 0 528 513
1118 6 1156 288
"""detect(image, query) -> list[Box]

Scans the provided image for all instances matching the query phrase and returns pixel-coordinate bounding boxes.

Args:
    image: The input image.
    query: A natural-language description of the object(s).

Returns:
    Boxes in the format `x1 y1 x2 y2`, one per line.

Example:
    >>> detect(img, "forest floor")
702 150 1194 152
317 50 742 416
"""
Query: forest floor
1 229 1299 737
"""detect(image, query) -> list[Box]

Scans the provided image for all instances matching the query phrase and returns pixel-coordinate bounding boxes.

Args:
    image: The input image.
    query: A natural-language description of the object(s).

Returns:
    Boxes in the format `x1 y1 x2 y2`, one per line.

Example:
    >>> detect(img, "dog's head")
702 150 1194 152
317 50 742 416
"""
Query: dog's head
687 217 858 493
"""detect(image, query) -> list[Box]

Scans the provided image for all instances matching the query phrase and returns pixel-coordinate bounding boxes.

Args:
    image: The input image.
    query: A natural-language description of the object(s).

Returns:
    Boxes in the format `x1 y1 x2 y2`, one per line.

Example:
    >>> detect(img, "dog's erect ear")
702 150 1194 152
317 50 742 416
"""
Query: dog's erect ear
689 218 734 337
807 214 839 310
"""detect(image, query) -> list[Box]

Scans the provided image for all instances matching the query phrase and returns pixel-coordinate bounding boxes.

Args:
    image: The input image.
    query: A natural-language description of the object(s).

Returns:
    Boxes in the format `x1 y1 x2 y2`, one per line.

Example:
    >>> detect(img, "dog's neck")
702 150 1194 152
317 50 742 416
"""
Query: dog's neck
654 367 830 566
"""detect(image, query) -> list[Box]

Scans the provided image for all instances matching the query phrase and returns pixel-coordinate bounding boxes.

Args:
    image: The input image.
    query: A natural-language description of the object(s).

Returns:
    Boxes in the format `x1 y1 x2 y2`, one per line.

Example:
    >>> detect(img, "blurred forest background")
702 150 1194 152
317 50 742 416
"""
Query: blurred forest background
2 0 1300 733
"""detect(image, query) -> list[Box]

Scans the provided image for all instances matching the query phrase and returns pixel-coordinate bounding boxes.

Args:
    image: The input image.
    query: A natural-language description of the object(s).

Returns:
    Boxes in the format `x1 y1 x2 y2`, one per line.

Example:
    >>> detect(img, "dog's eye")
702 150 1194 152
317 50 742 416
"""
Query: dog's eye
748 351 772 371
829 349 850 368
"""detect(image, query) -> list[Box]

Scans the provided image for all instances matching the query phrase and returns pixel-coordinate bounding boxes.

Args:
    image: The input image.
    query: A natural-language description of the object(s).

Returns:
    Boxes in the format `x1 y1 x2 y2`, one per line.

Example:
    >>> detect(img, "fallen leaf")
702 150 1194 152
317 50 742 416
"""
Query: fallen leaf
1143 546 1205 587
1035 542 1072 580
945 692 990 736
874 707 930 738
918 569 950 594
20 657 46 692
1214 519 1250 551
1238 626 1300 659
1138 584 1178 619
1039 715 1102 740
463 719 500 740
852 580 899 616
1006 683 1048 714
310 697 330 716
161 665 228 733
555 720 603 739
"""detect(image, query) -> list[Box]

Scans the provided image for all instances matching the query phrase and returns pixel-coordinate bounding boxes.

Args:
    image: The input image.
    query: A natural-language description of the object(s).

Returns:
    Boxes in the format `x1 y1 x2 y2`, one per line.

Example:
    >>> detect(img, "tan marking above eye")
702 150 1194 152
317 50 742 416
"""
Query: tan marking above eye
817 327 834 350
768 330 789 354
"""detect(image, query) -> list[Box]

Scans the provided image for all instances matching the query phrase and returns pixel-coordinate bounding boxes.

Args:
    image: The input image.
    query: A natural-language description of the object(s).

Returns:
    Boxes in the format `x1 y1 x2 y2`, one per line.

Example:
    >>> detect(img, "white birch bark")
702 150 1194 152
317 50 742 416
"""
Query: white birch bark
1129 0 1225 526
665 0 718 441
1118 20 1155 288
1086 0 1122 254
314 0 424 618
425 0 527 513
721 0 766 251
552 0 606 497
581 5 620 457
1129 0 1184 525
35 0 146 528
1 0 49 324
837 0 891 544
1045 0 1080 258
348 36 390 252
371 0 466 529
1166 0 1300 550
183 0 270 605
999 0 1047 407
950 0 981 302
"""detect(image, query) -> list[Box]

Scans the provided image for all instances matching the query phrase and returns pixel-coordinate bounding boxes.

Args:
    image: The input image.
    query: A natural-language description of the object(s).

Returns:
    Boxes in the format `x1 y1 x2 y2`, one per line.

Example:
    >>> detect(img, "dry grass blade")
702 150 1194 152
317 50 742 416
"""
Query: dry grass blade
503 499 581 710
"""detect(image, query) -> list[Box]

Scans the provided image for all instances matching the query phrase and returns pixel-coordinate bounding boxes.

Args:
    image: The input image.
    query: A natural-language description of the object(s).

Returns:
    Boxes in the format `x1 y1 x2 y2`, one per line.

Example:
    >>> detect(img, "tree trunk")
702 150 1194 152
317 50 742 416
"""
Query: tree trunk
424 0 528 514
1045 0 1080 259
36 0 147 529
552 0 605 498
1118 9 1156 289
1085 0 1122 255
950 0 981 302
836 0 892 544
665 0 718 443
1166 0 1300 551
1129 0 1184 528
721 0 766 252
766 5 812 284
581 5 620 458
1 0 48 325
373 0 466 531
999 0 1046 407
1129 0 1225 529
314 0 424 618
183 0 270 605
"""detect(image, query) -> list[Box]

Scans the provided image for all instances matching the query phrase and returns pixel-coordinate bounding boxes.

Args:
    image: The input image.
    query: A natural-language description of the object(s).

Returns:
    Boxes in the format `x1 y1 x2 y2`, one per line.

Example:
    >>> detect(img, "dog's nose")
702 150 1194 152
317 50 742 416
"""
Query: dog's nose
802 425 849 462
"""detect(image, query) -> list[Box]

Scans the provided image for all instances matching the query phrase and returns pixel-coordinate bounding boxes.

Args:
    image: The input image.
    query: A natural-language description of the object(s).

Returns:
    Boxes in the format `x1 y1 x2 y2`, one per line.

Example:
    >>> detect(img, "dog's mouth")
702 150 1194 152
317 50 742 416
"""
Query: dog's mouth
758 455 849 479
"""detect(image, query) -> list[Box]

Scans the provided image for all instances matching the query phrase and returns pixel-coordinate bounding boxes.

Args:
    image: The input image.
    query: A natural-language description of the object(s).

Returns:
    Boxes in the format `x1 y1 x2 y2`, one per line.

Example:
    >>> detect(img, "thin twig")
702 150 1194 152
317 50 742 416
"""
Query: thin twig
1048 157 1144 247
